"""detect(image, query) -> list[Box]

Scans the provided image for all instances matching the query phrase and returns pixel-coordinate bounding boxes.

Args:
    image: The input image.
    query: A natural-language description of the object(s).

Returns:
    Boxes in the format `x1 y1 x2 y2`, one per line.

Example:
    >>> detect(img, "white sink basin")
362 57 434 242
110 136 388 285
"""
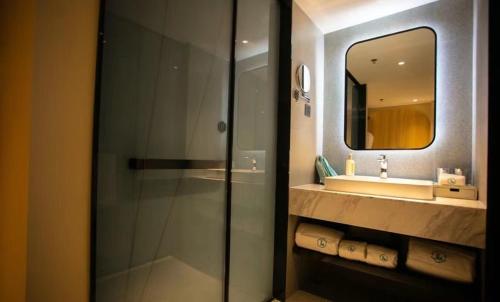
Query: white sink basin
324 175 434 200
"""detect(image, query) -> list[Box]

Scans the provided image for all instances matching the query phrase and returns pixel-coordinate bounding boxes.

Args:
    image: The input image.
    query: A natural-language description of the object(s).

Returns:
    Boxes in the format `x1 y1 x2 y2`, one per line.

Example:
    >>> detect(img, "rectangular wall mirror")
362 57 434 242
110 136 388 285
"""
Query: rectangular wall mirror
345 27 436 150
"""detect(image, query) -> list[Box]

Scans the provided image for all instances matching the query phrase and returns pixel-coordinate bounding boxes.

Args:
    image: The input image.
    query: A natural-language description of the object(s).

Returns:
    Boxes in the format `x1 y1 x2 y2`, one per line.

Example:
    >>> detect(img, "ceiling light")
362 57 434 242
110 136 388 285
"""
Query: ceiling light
412 99 419 102
242 40 249 44
398 61 406 66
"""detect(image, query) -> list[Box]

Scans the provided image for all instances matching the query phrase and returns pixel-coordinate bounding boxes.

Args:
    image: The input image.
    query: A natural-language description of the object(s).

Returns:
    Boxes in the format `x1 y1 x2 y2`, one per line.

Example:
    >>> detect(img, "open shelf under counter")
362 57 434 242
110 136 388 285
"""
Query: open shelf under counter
289 184 486 248
294 247 477 302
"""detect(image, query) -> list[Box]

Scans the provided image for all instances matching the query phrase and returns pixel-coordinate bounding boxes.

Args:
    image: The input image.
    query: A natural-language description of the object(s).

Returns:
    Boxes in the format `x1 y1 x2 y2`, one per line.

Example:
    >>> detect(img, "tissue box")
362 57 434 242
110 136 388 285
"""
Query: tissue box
433 184 477 200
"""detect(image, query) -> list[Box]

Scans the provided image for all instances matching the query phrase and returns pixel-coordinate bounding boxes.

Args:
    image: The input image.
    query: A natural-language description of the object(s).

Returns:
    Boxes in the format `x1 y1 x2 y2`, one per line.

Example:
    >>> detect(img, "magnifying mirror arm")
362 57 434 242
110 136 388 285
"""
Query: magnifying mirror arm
293 89 311 102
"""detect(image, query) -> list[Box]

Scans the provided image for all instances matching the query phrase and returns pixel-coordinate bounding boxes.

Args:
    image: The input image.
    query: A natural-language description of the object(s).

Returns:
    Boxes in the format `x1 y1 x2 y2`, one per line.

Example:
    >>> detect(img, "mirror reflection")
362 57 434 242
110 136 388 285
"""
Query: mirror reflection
297 64 311 93
345 27 436 150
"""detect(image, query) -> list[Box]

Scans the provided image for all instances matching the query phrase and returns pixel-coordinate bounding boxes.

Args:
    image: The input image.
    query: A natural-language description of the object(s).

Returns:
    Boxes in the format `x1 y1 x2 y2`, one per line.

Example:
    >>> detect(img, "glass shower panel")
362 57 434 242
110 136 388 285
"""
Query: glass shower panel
95 0 232 301
229 0 279 301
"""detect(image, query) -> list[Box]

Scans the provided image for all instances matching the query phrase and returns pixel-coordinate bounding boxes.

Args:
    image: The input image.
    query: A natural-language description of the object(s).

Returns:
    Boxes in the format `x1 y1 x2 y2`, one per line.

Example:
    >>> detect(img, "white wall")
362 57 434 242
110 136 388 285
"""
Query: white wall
472 0 489 204
287 3 324 297
290 2 324 186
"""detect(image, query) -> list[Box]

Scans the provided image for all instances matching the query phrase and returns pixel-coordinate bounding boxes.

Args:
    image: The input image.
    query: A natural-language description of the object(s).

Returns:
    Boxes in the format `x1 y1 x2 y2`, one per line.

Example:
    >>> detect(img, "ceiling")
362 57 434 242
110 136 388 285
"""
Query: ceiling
294 0 439 34
347 28 436 108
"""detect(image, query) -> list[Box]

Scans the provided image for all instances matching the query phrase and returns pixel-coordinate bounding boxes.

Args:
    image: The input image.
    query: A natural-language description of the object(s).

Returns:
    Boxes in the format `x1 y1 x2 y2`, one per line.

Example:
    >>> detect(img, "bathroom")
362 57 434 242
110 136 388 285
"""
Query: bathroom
286 0 489 300
0 0 496 302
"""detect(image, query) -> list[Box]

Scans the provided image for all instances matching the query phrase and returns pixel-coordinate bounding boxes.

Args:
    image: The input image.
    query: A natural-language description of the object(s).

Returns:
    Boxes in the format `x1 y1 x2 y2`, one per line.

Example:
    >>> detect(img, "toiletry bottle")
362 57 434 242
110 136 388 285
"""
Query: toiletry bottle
346 153 355 176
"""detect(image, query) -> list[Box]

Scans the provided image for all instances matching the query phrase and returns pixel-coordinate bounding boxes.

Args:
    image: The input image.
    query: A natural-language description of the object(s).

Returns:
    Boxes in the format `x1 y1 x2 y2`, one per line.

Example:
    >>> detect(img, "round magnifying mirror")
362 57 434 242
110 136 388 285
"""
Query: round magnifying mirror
296 64 311 93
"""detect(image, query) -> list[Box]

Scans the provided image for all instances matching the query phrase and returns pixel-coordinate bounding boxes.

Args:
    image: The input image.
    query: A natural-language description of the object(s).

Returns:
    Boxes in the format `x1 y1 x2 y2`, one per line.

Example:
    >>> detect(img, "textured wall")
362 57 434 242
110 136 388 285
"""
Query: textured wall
323 0 473 181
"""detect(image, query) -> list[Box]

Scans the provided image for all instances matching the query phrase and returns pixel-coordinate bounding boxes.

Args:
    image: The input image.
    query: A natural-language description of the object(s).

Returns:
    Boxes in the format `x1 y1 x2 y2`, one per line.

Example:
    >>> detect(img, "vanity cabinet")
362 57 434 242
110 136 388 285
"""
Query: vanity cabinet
290 184 486 249
285 185 485 302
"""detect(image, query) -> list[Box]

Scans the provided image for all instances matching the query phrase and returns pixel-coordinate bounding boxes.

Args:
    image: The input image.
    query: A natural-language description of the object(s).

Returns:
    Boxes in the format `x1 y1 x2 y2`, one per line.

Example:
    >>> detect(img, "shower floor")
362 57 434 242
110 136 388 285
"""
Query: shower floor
96 256 263 302
96 256 220 301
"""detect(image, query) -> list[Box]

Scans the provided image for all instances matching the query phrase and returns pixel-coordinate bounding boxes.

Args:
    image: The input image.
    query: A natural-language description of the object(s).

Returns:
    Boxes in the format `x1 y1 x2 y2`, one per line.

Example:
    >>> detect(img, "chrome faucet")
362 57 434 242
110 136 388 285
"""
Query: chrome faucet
243 156 257 171
251 158 257 171
378 154 388 179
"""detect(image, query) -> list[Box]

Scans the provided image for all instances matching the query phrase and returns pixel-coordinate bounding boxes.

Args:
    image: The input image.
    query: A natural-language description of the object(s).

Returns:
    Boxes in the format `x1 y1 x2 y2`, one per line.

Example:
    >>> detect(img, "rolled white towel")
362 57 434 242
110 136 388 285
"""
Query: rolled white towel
295 223 344 256
339 240 367 262
406 239 476 283
365 244 398 269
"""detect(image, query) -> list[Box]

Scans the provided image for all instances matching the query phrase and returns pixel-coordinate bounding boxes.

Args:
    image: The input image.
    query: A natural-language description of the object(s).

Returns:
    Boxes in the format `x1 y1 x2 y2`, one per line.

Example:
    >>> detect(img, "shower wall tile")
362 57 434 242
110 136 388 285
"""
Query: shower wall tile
233 53 271 172
107 0 232 60
96 202 137 276
97 15 161 276
229 181 274 302
129 178 178 267
184 46 228 160
158 178 226 279
147 38 188 159
96 1 267 301
107 0 167 34
234 53 271 152
162 0 232 60
97 5 230 279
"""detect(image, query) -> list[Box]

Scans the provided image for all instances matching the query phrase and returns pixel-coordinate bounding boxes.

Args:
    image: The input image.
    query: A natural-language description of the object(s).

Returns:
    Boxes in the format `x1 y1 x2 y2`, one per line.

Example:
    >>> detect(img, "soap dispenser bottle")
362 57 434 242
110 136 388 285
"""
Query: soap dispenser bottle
345 153 356 176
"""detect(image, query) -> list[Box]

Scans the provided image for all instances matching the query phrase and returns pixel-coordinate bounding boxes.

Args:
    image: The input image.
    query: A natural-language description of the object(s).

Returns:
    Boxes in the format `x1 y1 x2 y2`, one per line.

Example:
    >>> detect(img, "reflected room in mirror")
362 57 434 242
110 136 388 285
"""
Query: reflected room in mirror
345 27 436 150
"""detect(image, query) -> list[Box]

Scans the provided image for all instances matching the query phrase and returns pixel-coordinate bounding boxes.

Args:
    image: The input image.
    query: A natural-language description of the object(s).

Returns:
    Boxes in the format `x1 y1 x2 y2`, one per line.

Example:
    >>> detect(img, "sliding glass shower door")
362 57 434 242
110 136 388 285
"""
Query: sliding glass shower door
92 0 280 301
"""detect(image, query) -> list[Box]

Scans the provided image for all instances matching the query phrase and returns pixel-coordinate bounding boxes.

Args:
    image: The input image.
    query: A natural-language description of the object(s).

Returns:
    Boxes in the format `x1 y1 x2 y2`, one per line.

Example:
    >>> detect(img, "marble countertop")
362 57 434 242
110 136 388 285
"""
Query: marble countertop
290 184 486 249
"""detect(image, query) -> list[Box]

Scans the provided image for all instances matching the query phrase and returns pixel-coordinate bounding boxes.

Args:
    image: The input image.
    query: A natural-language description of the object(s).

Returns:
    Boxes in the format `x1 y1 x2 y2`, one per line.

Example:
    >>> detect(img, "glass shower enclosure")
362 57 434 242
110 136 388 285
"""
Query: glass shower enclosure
92 0 285 301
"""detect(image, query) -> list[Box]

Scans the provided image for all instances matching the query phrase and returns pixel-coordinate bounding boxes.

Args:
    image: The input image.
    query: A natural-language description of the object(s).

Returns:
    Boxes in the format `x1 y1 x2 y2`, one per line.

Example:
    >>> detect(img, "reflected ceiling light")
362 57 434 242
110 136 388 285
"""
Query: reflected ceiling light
241 40 249 44
398 61 406 66
413 99 419 102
